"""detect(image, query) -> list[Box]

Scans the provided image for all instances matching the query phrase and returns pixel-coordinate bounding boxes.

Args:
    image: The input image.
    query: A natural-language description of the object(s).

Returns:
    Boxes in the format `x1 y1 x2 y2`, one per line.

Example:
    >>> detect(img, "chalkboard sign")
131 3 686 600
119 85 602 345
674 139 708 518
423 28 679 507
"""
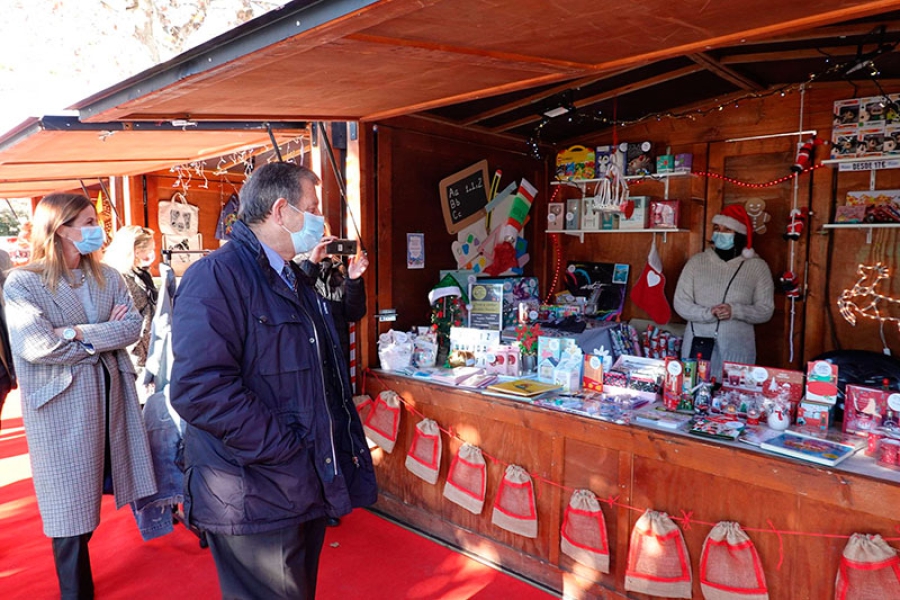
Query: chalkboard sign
439 160 489 234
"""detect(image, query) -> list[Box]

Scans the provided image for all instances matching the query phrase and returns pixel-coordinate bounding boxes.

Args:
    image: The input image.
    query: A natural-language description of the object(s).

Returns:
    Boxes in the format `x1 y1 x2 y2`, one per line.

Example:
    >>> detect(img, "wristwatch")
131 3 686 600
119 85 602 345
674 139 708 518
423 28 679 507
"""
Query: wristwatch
63 327 77 341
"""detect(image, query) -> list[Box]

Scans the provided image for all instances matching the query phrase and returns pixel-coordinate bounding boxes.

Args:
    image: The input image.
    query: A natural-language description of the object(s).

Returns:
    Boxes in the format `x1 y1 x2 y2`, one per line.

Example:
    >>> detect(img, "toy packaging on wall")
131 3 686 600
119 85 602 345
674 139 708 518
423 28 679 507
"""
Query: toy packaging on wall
556 145 595 180
674 153 692 174
564 261 629 319
595 144 625 177
831 94 900 159
547 202 565 231
565 198 582 230
650 200 680 229
621 141 655 176
619 196 651 229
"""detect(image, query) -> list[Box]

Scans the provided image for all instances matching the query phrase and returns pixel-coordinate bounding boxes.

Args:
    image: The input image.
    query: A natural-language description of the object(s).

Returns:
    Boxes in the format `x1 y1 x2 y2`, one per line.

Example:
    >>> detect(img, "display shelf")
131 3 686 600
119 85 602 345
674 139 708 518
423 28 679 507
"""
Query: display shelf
821 222 900 243
552 172 691 200
821 157 900 171
546 227 689 243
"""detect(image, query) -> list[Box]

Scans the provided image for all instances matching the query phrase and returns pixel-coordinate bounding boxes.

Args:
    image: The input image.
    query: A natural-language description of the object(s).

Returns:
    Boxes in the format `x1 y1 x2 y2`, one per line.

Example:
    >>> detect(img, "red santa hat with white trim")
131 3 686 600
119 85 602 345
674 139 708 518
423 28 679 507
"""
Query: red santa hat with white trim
712 203 756 258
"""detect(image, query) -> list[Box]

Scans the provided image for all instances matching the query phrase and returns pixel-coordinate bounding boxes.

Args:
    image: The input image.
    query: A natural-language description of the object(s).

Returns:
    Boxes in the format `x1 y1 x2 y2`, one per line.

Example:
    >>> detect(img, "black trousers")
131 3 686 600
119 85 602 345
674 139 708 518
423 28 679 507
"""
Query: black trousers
206 517 327 600
51 532 94 599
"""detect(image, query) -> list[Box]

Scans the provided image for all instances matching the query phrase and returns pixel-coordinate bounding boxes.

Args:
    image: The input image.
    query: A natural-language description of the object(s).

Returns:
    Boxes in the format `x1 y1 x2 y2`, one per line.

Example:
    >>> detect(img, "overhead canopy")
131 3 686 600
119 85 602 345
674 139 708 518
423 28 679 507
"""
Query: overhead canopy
0 116 307 197
72 0 900 127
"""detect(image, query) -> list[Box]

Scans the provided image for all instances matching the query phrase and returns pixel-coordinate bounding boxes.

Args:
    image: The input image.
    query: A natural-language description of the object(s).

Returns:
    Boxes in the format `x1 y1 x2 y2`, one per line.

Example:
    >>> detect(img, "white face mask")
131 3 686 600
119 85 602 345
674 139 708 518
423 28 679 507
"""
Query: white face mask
281 203 325 255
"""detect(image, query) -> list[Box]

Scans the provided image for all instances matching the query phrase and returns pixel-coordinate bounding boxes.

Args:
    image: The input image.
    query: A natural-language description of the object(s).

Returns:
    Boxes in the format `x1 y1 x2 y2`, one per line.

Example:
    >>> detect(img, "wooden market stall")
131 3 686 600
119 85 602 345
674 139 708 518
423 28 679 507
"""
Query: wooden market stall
4 1 900 598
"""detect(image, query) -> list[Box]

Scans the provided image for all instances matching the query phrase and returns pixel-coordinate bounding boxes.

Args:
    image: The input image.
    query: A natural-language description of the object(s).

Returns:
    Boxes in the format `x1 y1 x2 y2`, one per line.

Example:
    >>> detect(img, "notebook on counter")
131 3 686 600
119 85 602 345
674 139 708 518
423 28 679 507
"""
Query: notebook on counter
486 379 562 398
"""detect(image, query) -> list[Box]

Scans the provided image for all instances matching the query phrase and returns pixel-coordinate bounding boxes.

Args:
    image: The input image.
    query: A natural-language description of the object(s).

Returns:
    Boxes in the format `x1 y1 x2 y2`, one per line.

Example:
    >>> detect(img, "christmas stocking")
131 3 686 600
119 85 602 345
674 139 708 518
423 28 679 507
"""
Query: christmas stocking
630 238 671 324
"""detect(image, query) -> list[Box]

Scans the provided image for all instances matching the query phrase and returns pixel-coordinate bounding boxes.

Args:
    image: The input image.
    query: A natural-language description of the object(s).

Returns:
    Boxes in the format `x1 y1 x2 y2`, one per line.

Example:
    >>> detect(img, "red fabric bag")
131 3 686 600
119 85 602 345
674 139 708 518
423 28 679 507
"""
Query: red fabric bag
405 418 442 484
362 390 402 453
560 489 610 573
353 394 373 423
835 533 900 600
700 521 768 600
491 464 537 538
625 510 692 598
442 443 486 515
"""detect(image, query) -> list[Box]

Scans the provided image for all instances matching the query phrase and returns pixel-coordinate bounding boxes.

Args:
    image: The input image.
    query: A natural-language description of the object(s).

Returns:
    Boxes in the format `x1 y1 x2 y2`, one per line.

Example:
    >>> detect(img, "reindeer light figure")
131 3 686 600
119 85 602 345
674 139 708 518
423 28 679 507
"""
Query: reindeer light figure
837 262 900 330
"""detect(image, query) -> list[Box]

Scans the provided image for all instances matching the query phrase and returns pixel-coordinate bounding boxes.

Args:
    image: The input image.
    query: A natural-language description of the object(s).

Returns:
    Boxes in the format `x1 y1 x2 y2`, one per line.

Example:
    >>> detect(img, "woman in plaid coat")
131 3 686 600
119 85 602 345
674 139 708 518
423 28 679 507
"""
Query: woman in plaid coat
4 194 156 599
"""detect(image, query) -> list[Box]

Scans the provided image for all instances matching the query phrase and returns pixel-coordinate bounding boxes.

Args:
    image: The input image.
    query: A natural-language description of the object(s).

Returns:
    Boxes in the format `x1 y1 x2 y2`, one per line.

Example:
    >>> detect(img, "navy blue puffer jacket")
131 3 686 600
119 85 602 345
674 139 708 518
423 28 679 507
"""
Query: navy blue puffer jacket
170 220 377 535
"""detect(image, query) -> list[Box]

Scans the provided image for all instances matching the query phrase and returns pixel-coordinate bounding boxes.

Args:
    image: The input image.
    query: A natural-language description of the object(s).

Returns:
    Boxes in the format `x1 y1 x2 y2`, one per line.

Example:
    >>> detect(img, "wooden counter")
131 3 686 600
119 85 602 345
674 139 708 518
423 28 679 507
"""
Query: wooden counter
363 371 900 599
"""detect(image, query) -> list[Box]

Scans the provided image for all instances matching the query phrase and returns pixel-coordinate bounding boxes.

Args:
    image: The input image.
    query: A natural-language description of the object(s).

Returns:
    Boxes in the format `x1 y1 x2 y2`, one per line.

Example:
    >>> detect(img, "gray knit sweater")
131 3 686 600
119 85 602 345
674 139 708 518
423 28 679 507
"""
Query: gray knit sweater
674 248 775 379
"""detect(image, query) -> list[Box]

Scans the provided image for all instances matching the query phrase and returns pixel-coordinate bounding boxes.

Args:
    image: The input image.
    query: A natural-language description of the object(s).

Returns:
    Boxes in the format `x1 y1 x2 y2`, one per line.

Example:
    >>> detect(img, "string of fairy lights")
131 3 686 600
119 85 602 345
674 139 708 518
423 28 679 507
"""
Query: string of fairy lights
525 55 869 160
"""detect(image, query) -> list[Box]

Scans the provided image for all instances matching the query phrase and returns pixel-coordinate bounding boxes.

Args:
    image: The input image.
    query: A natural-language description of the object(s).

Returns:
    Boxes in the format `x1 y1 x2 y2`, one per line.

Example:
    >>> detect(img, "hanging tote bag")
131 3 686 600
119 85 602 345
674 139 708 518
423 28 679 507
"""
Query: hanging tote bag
625 510 693 598
158 192 200 236
491 464 538 538
442 443 487 515
405 418 442 484
700 521 768 600
560 489 611 573
835 533 900 600
362 391 402 453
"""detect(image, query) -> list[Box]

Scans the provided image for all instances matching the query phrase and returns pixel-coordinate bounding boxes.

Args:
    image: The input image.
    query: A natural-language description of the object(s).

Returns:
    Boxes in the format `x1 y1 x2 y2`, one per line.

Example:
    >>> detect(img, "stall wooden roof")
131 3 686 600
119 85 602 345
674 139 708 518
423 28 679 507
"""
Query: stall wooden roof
72 0 900 144
0 116 307 197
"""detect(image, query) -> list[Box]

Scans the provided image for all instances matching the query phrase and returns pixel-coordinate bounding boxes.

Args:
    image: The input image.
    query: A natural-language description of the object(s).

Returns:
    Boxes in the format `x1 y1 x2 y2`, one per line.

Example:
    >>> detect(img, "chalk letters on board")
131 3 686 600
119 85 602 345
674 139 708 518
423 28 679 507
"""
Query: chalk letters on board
440 160 489 234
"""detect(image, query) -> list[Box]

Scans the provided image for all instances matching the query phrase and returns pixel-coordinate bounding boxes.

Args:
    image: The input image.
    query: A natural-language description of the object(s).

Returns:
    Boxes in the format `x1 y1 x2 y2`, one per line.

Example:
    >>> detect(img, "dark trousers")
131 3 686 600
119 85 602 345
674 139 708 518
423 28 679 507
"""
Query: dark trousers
51 532 94 599
206 517 327 600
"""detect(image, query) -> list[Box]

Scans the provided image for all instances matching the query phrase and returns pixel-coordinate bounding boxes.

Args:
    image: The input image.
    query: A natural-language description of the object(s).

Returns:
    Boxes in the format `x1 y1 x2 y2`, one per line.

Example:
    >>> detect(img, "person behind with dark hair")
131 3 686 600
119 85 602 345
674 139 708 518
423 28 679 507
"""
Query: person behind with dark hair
102 226 158 401
4 193 156 598
170 162 377 599
674 203 775 379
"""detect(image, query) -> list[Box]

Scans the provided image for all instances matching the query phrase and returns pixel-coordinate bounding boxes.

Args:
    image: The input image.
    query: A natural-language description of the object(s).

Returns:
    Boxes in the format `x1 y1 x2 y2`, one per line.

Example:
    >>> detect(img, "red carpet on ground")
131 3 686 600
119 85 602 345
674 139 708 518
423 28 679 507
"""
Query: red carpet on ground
1 396 555 599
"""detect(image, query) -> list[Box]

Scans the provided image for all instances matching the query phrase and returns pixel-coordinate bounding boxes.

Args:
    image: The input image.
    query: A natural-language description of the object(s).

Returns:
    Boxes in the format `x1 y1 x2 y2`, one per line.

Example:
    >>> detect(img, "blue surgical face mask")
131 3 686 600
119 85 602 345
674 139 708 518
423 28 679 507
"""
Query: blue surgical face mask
712 231 735 250
72 226 105 254
282 204 325 255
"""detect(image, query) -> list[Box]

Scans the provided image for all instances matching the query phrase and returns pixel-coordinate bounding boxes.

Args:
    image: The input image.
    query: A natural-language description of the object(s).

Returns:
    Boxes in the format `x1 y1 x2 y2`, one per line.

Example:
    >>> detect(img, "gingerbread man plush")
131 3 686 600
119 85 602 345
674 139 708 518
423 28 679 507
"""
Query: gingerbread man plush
745 199 771 235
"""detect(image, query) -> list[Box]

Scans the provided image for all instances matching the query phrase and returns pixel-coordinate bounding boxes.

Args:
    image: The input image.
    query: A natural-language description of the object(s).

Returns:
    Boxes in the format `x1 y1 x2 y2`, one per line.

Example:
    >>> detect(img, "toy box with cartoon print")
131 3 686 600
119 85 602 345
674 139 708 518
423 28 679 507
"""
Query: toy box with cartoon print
806 360 839 405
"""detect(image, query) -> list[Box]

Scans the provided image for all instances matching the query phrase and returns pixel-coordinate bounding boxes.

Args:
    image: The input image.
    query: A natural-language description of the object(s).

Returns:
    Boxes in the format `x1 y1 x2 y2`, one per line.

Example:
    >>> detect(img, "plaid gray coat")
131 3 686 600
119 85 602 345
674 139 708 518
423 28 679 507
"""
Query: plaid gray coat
4 265 157 538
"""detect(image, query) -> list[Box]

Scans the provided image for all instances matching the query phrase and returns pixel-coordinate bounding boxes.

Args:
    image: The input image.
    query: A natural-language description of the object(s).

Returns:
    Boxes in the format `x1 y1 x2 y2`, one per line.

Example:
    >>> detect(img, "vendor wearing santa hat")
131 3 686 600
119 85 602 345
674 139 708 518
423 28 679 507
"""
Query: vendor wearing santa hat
674 203 775 379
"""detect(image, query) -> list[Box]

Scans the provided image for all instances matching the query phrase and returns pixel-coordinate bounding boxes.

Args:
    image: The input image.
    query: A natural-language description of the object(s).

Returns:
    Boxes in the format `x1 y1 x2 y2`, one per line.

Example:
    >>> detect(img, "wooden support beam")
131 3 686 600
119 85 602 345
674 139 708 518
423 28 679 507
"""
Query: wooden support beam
689 52 765 91
490 65 704 134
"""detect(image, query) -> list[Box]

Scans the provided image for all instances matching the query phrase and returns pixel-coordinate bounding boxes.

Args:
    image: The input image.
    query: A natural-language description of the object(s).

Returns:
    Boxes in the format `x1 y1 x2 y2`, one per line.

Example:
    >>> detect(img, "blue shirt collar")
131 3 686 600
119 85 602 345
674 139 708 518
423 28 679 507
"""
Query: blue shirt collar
259 240 292 285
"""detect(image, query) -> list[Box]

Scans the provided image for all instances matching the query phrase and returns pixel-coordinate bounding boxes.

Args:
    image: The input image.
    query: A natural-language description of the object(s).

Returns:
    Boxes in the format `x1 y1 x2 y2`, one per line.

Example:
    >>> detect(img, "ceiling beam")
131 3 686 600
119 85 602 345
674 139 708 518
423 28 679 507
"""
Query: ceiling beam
490 65 704 133
720 46 892 64
733 19 900 45
689 53 765 91
460 65 644 127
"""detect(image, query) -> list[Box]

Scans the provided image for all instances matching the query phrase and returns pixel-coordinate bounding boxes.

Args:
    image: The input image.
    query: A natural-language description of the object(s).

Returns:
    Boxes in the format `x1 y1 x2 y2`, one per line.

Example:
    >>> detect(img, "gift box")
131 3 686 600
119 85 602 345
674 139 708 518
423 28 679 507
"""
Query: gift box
595 144 625 176
663 358 684 411
656 154 674 174
674 153 692 174
622 141 655 176
619 196 651 230
556 145 595 180
547 202 565 231
603 370 628 388
650 200 680 229
806 360 839 405
601 212 620 230
583 355 604 393
835 205 867 223
486 344 522 377
721 361 804 405
565 198 582 230
796 400 833 430
843 384 889 436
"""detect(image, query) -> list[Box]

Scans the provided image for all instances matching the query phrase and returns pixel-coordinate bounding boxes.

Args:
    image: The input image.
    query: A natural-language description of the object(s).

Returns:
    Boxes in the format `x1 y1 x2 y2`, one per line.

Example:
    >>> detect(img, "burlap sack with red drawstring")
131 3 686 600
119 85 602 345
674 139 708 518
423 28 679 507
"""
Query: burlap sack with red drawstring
700 521 768 600
362 390 402 453
625 510 692 598
835 533 900 600
353 395 373 423
560 489 610 573
405 418 441 484
491 464 537 538
442 443 486 515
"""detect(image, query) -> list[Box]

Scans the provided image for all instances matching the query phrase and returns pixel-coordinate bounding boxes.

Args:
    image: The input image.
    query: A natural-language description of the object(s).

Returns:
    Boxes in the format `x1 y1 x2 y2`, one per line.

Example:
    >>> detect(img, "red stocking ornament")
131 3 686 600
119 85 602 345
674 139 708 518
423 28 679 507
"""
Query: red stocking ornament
631 238 671 324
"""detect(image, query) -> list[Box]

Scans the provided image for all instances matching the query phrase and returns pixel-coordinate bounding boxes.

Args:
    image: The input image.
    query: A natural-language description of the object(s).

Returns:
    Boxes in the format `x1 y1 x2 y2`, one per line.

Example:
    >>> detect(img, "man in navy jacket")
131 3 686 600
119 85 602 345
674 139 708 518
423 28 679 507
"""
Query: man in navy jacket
170 162 377 599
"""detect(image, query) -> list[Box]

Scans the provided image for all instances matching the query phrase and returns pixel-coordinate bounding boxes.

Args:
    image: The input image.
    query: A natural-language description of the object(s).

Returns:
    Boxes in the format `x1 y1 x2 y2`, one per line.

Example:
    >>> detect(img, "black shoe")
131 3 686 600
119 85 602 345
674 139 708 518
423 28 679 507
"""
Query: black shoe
326 517 341 527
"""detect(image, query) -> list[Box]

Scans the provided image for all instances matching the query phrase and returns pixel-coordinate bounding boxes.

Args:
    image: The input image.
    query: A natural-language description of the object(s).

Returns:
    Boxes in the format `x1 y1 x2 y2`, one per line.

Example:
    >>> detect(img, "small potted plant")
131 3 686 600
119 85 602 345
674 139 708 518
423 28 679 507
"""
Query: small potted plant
515 322 541 373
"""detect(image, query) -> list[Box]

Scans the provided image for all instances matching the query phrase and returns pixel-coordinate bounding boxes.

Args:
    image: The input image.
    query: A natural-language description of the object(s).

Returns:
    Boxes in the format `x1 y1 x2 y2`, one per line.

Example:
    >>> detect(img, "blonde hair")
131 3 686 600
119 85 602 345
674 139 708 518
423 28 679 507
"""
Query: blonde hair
24 193 106 293
103 225 155 274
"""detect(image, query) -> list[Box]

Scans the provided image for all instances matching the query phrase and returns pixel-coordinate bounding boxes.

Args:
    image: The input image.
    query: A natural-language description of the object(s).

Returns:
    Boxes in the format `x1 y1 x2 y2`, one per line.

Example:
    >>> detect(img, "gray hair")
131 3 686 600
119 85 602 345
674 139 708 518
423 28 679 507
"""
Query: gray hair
238 162 321 225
